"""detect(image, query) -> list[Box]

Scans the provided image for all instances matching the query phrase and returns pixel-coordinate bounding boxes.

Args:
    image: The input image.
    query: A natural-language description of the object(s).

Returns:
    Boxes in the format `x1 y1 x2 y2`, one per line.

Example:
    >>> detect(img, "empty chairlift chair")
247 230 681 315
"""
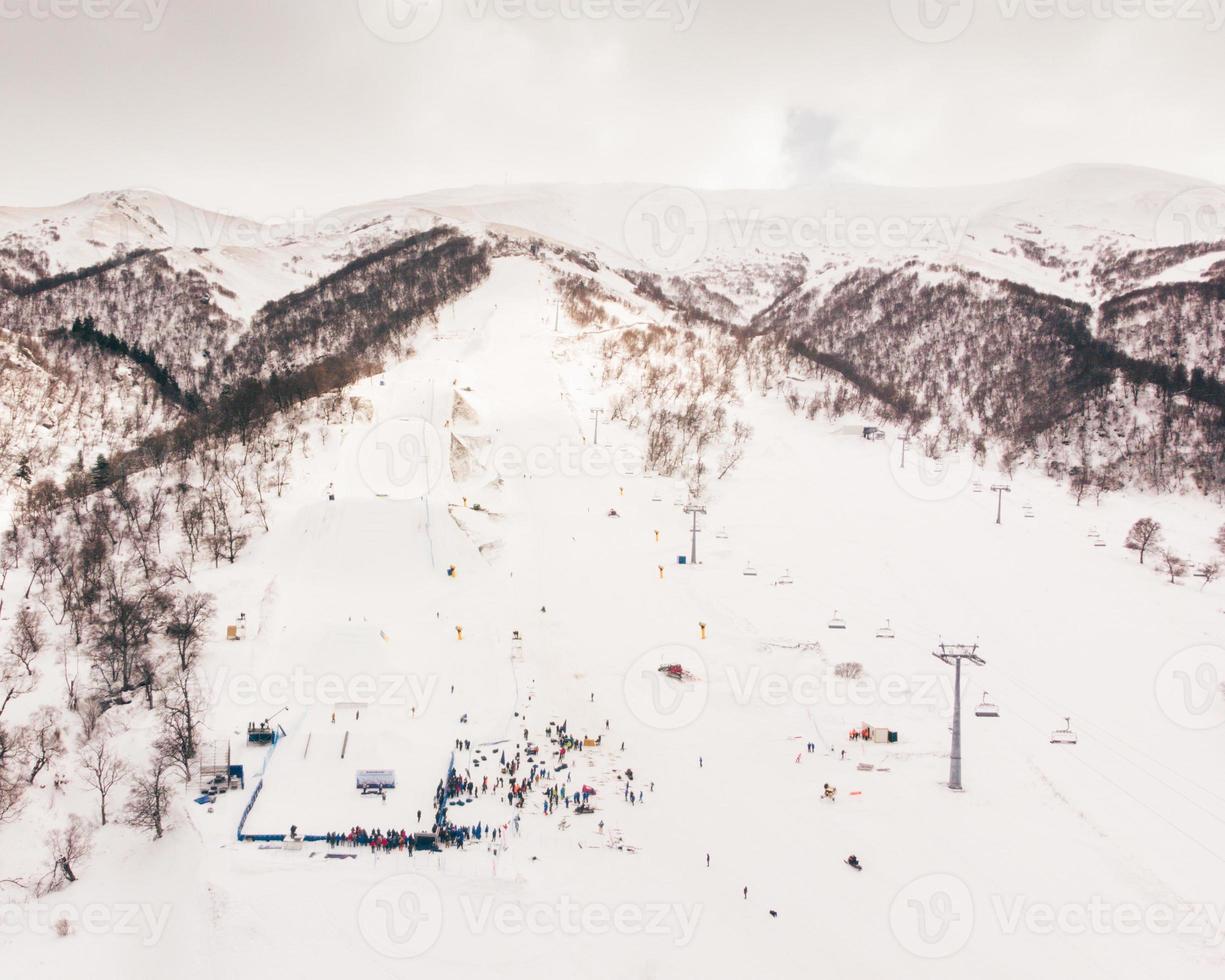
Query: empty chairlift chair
975 692 999 718
743 562 758 577
828 610 847 630
716 527 729 540
875 619 896 640
1050 716 1078 745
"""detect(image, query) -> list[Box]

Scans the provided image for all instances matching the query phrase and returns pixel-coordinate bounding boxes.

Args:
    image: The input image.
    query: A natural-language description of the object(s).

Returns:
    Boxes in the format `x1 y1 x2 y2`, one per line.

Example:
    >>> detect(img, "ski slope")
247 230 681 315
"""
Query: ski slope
6 256 1225 978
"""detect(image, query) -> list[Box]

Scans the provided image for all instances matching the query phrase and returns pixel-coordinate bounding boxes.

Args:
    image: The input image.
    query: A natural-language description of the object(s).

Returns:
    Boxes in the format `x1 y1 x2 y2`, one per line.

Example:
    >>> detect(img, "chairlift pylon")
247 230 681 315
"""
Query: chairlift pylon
874 619 895 640
1050 716 1078 745
975 692 999 718
828 610 847 630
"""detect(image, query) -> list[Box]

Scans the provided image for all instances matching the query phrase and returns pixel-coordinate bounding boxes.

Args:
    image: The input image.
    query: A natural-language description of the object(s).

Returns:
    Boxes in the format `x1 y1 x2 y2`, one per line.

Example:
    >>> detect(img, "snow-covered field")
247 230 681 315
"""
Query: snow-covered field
5 256 1225 978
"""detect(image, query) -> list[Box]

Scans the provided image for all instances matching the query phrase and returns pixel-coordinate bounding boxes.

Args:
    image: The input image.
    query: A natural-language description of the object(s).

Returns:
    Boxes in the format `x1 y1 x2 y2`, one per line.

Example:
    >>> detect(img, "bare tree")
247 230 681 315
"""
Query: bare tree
39 816 92 895
8 606 44 676
75 696 103 743
91 563 168 693
717 421 753 480
0 654 34 719
160 672 201 784
0 725 28 824
1198 562 1221 590
206 489 248 565
1125 518 1163 565
166 592 215 672
79 740 128 826
1160 550 1188 585
1070 465 1094 506
22 707 63 784
126 752 172 839
0 526 18 590
1093 470 1124 505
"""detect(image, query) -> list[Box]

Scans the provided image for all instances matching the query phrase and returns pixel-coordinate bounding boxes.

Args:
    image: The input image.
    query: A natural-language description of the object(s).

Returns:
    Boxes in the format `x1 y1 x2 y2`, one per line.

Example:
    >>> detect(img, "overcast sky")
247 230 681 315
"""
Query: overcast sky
1 0 1223 217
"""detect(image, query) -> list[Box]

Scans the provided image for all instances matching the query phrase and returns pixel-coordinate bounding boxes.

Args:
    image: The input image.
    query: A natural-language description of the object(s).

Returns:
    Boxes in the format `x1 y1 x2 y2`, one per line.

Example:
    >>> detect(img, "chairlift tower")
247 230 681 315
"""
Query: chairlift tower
932 642 986 791
683 502 706 566
590 409 603 445
990 484 1011 525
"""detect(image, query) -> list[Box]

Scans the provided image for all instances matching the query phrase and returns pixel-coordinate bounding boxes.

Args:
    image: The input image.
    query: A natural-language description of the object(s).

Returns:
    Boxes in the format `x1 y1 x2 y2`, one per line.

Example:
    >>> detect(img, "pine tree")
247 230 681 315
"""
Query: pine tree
91 454 110 490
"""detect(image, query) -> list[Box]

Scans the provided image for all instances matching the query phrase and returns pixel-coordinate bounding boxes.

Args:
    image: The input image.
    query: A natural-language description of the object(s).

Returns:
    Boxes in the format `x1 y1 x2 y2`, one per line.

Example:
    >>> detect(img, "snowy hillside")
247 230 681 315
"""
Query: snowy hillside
2 251 1225 978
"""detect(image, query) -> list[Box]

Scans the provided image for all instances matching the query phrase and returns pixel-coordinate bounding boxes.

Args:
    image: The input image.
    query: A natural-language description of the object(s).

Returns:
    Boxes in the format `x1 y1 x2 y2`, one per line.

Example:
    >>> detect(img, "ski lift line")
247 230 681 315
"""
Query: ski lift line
985 659 1225 812
983 654 1225 808
1071 715 1225 811
1066 715 1225 821
878 620 1225 823
986 670 1225 832
995 698 1225 867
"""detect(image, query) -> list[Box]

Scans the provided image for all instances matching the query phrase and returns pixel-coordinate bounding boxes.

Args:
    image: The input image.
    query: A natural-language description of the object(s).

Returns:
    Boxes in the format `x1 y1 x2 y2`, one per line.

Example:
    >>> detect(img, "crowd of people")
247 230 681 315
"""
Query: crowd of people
324 827 417 852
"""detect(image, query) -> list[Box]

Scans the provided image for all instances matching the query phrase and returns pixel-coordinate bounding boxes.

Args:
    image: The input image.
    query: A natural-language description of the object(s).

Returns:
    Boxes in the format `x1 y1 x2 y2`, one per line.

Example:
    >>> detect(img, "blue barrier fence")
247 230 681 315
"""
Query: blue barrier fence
235 725 284 841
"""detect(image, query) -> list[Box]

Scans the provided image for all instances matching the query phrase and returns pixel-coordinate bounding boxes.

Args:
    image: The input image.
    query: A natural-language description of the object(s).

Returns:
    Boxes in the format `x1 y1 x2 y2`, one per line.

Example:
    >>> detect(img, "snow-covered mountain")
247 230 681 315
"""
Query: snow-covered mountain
3 164 1223 497
3 167 1225 979
4 165 1224 307
3 253 1225 980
